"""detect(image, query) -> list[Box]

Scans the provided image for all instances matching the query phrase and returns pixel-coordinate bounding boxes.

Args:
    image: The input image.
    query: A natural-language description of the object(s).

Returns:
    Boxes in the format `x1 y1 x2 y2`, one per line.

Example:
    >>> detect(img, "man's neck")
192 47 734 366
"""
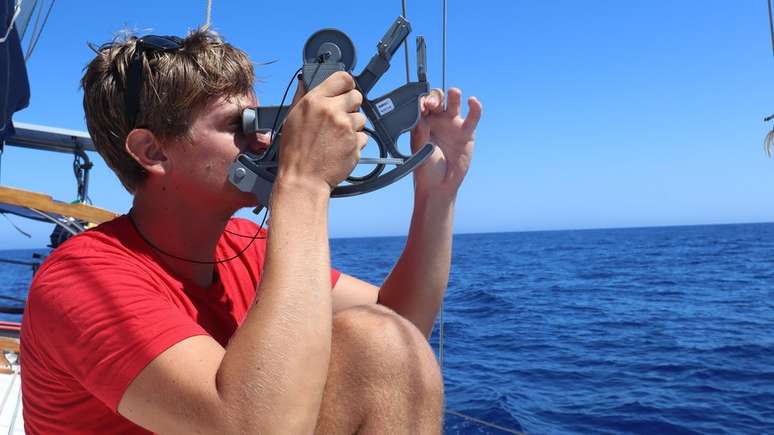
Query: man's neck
130 190 233 289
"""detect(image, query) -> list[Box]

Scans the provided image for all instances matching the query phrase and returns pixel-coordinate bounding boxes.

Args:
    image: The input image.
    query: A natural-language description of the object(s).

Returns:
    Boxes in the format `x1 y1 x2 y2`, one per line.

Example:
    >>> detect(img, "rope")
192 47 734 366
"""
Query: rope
401 0 410 83
1 213 31 238
446 410 527 435
205 0 212 28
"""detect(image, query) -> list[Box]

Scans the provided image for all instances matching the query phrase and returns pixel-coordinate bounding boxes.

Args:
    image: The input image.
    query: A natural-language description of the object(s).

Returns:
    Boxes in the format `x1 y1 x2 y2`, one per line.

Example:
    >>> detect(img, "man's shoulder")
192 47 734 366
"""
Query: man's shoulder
38 215 134 268
24 214 175 340
30 215 149 297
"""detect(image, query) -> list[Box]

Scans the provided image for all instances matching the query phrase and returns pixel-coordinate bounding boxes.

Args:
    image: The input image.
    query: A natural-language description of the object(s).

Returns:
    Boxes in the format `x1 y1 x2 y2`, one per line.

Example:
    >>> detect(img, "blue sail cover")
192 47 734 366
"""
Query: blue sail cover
0 0 30 142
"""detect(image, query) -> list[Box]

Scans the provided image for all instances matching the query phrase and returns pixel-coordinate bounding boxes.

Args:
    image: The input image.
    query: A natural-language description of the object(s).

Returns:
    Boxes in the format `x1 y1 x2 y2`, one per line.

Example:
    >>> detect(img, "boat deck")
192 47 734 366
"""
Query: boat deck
0 325 23 434
0 366 23 434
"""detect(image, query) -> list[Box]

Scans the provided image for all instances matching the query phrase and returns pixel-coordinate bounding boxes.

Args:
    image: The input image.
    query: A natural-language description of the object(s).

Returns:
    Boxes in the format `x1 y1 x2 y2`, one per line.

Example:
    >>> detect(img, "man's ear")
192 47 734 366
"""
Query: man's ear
125 129 169 176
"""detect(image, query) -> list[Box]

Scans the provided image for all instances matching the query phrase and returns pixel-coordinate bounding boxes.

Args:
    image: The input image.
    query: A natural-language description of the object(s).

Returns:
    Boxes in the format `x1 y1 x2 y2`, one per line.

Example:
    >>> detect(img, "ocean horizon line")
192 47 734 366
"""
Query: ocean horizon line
2 219 773 251
330 219 774 241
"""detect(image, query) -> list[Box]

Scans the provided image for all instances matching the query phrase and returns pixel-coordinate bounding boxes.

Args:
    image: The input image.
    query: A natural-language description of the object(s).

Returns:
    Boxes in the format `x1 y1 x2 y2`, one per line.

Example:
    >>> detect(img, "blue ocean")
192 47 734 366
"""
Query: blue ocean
2 223 774 434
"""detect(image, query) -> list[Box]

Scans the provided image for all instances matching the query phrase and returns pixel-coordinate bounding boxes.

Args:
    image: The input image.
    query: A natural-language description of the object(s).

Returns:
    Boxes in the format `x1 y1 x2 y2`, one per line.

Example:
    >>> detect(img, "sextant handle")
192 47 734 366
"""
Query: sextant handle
332 143 435 197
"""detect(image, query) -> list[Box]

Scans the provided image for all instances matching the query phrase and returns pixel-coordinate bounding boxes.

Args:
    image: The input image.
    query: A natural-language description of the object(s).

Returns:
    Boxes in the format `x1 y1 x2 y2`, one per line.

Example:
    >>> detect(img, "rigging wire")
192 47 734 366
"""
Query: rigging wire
205 0 213 29
768 0 774 58
24 0 55 61
437 0 447 373
24 0 44 54
765 0 774 155
446 410 526 435
27 208 80 236
442 0 447 109
401 0 410 83
427 3 523 434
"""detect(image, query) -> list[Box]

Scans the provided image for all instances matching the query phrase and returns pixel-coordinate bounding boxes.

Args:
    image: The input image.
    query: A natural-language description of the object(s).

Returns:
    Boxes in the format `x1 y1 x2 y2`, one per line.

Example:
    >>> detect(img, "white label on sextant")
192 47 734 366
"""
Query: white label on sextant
375 98 395 116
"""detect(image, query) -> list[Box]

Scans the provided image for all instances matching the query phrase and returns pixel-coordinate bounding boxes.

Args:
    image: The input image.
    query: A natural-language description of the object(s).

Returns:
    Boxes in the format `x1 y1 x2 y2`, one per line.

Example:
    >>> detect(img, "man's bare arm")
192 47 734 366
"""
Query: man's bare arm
119 178 332 434
332 88 482 337
118 72 367 434
330 192 455 337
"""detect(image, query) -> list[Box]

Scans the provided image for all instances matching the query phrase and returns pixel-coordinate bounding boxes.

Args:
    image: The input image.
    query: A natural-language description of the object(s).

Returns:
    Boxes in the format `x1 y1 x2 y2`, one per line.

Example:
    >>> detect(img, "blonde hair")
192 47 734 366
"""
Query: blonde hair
81 28 255 192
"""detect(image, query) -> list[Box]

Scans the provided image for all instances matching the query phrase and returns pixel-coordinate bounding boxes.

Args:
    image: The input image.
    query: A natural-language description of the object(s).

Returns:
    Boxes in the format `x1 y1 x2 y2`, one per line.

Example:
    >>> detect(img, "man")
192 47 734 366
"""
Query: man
21 28 481 434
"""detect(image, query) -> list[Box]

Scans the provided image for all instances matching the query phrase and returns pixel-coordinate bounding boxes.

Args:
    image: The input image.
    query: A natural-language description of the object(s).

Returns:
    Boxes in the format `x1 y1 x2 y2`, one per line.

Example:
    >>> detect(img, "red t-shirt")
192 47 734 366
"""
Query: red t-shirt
20 216 341 434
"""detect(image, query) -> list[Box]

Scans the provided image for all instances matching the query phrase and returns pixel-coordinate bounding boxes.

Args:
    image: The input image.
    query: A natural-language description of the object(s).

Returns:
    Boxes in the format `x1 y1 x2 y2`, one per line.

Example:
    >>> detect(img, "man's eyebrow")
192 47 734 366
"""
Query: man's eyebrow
218 105 244 124
235 102 249 114
224 102 250 123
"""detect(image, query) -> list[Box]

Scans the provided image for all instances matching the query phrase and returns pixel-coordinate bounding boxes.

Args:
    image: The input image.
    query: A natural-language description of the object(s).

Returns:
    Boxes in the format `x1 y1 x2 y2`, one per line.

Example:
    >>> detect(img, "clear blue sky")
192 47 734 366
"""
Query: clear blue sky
2 1 774 249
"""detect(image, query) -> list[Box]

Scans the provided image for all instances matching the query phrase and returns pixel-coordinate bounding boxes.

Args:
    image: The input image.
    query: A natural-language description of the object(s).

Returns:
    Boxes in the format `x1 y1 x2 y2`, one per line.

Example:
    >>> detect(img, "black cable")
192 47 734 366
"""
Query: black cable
223 226 265 238
195 67 302 242
128 208 267 265
270 67 304 144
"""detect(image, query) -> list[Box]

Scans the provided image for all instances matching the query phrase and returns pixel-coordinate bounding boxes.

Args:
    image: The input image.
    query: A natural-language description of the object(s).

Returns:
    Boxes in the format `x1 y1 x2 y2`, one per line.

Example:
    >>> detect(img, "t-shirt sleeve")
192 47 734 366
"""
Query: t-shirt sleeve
26 245 208 412
330 268 341 287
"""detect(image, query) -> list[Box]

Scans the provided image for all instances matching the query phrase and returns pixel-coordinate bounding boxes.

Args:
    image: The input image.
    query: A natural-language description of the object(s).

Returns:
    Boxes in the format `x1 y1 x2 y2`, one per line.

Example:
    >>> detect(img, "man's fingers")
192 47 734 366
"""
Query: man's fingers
256 132 272 150
446 88 462 117
461 96 483 133
422 88 444 116
316 71 356 97
410 120 430 153
326 88 362 114
356 131 369 151
349 112 367 132
341 89 363 113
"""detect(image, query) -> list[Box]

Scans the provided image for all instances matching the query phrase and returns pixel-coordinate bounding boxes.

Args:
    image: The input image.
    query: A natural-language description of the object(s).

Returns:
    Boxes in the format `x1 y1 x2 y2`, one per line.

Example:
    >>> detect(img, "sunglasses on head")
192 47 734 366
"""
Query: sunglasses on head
123 35 184 129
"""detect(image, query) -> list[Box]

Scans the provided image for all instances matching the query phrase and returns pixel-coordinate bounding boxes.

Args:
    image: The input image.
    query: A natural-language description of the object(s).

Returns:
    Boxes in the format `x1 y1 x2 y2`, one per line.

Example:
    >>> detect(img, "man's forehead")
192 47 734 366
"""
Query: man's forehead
208 93 259 114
